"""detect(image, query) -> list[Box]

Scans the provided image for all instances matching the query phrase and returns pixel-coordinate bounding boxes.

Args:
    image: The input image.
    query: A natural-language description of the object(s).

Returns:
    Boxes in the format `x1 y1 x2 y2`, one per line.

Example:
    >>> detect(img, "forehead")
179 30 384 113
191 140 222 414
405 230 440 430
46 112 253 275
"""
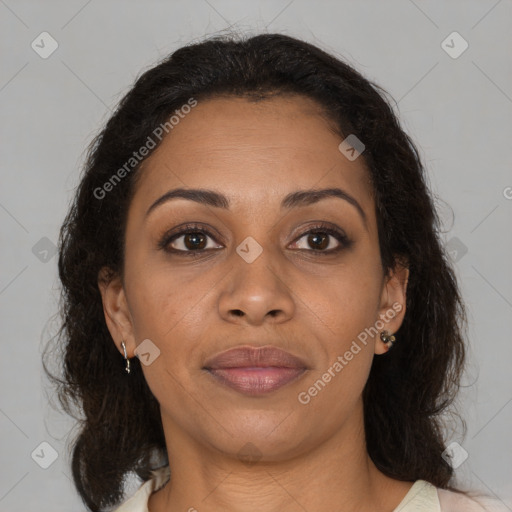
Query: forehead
131 95 373 215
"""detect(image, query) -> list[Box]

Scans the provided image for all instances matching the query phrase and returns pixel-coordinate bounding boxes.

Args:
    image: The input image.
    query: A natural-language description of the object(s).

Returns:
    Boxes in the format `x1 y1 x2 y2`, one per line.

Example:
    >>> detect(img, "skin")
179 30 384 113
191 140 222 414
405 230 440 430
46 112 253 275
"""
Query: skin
98 95 411 512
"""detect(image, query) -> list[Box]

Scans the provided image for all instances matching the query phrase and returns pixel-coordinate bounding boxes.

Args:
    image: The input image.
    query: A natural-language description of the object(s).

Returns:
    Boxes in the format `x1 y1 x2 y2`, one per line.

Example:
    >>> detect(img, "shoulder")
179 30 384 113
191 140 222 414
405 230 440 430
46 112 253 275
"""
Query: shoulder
437 487 510 512
393 480 439 511
392 480 509 512
112 466 171 512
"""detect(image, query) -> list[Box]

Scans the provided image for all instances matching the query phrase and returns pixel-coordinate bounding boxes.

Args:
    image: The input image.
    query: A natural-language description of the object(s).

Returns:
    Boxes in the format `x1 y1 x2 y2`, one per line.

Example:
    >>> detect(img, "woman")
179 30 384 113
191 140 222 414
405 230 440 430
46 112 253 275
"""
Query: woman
45 33 508 511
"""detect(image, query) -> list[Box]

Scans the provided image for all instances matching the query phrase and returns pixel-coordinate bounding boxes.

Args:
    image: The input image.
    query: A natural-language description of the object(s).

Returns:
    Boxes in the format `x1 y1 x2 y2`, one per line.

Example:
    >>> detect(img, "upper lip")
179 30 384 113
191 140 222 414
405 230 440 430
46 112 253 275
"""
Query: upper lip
203 345 309 370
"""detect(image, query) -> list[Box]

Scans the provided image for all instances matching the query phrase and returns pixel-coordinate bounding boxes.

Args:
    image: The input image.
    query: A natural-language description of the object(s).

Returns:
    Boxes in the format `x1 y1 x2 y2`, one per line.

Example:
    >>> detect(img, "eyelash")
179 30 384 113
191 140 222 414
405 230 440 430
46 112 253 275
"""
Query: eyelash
158 222 353 257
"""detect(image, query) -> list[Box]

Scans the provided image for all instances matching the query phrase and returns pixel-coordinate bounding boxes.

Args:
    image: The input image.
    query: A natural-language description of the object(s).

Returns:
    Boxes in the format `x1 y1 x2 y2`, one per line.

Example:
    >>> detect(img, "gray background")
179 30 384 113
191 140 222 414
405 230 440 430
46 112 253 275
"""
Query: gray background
1 1 511 511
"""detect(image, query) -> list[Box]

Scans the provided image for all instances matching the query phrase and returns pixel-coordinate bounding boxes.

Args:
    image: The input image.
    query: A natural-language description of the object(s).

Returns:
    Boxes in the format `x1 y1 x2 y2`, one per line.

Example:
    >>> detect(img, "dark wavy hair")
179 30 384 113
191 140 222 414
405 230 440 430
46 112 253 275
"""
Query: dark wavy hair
43 32 468 511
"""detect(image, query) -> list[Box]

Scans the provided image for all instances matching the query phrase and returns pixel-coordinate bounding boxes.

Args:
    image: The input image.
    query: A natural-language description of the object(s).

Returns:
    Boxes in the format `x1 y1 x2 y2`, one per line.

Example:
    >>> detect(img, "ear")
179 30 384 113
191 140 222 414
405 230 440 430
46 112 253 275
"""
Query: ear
97 266 136 358
374 257 409 355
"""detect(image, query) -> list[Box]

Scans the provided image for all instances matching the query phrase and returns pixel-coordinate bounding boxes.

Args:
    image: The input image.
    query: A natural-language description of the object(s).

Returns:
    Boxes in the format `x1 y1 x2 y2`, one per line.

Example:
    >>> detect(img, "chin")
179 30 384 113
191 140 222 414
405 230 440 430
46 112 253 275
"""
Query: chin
203 411 309 461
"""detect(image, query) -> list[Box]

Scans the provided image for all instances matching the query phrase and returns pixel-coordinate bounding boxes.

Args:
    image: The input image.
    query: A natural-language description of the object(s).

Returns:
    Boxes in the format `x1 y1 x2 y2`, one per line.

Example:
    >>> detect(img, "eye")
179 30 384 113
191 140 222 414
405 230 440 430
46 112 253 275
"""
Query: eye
158 223 223 256
158 221 353 257
290 223 353 254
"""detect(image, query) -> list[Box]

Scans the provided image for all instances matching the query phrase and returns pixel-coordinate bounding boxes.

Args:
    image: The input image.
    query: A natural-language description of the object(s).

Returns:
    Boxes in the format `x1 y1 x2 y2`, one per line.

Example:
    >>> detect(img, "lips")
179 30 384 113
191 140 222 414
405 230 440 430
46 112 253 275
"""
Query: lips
203 345 309 396
204 345 308 370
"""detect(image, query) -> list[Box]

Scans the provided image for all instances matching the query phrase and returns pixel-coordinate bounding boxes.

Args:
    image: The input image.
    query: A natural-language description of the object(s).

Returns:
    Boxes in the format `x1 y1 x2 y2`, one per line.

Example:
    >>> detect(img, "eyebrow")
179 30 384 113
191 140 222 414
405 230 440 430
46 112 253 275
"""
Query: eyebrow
145 187 367 227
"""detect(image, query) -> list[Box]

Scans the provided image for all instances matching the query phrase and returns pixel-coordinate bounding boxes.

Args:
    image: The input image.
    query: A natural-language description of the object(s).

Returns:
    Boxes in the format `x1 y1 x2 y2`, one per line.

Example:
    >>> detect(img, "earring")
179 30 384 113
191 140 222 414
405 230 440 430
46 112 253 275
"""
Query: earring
121 341 131 374
380 330 396 352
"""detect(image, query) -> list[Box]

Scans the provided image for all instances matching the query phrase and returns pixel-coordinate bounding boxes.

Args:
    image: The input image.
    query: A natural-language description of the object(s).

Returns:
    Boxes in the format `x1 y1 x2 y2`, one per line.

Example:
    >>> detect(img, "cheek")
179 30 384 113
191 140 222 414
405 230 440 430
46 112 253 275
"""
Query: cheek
295 268 380 418
124 264 211 411
298 257 382 413
124 242 210 337
123 255 222 399
299 261 382 341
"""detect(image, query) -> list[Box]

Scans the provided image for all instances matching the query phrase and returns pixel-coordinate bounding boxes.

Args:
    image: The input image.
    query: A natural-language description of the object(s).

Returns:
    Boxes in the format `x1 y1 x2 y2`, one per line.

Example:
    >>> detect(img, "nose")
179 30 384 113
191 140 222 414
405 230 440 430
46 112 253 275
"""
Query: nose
218 244 295 326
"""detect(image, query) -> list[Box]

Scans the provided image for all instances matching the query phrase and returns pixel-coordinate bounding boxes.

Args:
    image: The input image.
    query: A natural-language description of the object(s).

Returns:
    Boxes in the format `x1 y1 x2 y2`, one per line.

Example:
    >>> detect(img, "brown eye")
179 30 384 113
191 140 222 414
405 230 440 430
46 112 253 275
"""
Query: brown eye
289 223 353 255
158 223 224 256
182 232 207 250
307 232 329 250
167 231 220 253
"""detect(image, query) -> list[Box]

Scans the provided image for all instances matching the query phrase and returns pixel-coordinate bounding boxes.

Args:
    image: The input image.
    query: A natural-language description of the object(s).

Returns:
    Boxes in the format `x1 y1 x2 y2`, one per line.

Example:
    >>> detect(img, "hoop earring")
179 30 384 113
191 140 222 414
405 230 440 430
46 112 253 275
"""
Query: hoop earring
380 330 396 352
121 341 131 374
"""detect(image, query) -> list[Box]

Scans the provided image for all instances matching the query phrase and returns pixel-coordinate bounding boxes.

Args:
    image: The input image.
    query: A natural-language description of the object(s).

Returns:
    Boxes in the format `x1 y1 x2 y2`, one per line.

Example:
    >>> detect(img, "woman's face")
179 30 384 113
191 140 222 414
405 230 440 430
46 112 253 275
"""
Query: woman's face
100 94 408 462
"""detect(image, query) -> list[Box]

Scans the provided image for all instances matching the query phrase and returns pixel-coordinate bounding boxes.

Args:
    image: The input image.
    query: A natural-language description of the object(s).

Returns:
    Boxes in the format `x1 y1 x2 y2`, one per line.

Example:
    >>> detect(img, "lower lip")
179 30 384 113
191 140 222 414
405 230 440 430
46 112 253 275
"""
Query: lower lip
206 367 306 395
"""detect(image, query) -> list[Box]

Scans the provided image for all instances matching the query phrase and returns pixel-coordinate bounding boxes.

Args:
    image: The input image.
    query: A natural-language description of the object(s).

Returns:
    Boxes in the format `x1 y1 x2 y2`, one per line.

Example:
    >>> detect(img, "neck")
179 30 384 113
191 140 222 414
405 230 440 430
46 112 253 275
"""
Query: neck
148 399 413 512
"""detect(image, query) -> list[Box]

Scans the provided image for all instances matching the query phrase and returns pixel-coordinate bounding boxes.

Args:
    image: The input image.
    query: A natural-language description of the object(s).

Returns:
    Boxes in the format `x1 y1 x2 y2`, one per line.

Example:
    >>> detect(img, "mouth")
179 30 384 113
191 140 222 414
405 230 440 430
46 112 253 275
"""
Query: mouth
203 345 309 396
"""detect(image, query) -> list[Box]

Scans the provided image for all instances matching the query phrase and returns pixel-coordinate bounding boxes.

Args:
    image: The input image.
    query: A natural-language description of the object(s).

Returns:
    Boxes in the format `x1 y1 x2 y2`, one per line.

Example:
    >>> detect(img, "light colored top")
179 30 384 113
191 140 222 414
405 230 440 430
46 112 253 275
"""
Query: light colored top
112 465 509 512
